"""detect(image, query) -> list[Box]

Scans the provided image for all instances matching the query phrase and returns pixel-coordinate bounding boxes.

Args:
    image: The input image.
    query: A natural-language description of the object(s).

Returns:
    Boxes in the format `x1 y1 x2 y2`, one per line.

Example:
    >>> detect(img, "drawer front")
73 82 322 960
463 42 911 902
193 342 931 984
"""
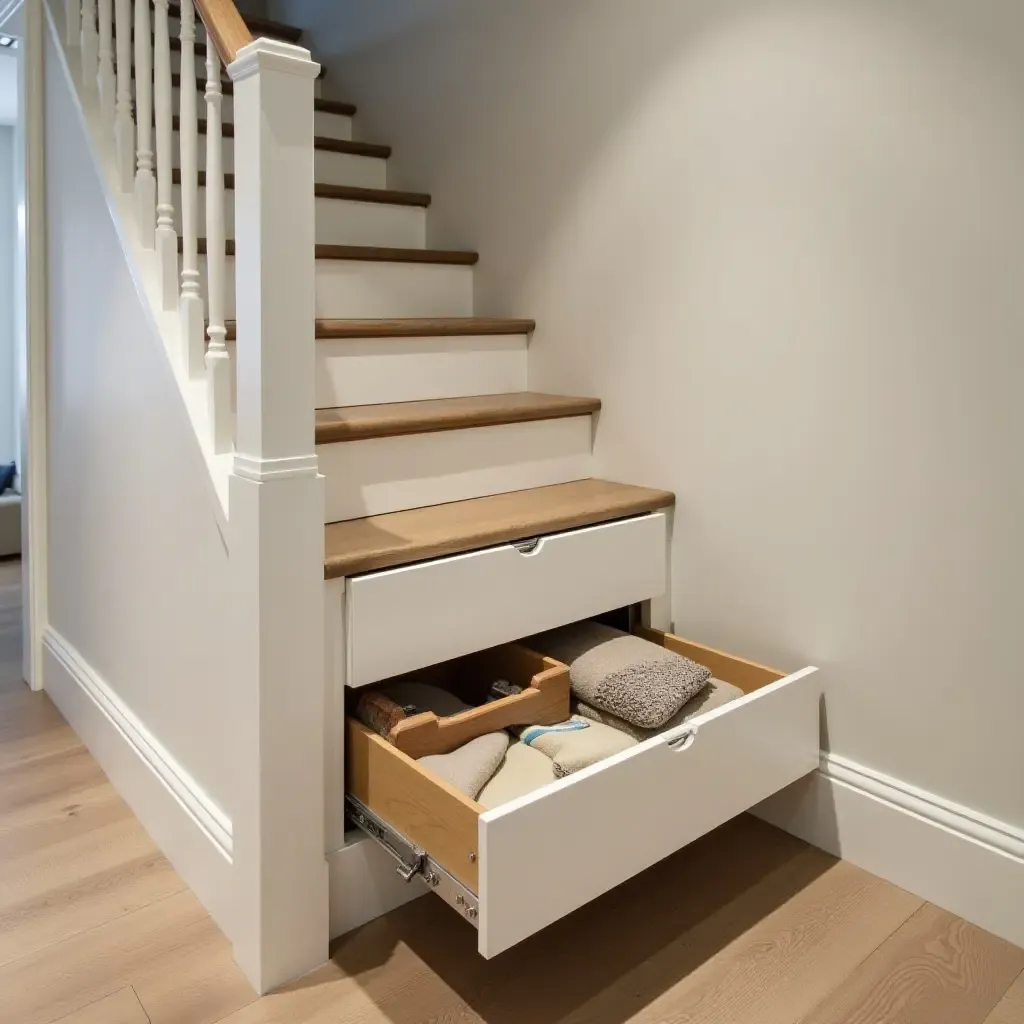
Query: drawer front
476 663 821 956
346 513 667 687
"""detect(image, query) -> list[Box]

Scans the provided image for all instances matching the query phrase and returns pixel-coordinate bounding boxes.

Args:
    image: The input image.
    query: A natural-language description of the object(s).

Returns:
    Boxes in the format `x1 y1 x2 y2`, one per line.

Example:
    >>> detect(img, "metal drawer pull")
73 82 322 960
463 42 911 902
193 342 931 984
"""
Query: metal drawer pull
512 537 541 555
667 728 697 752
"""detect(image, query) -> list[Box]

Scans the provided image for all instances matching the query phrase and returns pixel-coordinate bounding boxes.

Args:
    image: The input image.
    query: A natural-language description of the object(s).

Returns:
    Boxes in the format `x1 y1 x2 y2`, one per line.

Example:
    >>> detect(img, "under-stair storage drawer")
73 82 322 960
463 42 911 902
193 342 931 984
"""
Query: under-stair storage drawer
345 512 667 687
346 628 821 957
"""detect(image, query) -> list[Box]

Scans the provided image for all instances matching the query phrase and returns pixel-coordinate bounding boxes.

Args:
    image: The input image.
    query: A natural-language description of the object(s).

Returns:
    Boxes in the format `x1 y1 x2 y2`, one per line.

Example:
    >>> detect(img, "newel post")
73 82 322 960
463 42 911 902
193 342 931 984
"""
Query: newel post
226 38 328 994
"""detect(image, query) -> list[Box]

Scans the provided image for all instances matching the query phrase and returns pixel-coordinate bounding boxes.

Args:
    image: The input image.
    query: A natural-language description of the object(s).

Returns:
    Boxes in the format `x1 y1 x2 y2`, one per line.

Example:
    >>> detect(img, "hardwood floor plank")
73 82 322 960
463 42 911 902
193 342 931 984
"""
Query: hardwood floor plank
799 904 1024 1024
0 815 184 967
984 970 1024 1024
0 745 111 834
564 861 921 1024
51 986 150 1024
0 690 80 771
216 817 892 1024
0 775 134 864
0 890 254 1024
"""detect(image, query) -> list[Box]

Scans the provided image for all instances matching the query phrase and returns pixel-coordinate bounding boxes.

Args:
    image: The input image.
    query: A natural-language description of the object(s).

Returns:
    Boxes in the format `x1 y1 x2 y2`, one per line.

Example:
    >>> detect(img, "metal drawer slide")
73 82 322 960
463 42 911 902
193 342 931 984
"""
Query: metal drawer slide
345 795 480 927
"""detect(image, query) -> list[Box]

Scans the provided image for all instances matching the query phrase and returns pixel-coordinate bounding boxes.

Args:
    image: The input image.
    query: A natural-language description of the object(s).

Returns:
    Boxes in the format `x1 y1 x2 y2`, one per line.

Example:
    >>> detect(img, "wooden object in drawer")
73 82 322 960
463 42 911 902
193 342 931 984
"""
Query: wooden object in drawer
385 645 570 759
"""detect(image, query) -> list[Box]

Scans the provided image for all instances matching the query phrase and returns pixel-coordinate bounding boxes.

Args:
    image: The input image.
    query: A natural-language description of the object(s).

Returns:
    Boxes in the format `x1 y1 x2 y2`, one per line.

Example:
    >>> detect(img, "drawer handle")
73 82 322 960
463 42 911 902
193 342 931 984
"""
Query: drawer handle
512 537 542 555
667 728 697 753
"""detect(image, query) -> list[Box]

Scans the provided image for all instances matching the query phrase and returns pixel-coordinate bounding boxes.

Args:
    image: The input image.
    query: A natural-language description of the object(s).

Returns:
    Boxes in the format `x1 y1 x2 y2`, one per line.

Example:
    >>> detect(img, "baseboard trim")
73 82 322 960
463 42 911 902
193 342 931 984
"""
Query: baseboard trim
328 832 427 940
43 627 236 933
756 752 1024 948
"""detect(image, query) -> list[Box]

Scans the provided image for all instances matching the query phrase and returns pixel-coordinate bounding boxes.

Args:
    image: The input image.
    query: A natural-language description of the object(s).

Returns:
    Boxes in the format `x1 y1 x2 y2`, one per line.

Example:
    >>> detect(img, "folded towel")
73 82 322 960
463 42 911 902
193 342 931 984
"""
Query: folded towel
530 622 711 729
477 741 554 810
575 677 744 741
517 716 637 777
419 731 510 800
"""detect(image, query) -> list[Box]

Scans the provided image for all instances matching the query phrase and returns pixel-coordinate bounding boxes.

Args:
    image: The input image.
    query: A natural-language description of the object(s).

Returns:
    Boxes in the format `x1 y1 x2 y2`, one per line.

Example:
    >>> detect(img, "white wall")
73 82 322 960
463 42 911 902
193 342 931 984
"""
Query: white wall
271 0 1024 831
0 49 16 124
0 48 17 472
0 123 15 468
44 34 236 819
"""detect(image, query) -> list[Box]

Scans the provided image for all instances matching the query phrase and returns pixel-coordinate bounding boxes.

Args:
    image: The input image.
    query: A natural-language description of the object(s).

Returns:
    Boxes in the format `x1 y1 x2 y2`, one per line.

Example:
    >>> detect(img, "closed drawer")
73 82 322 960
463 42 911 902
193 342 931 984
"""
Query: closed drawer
346 627 821 957
345 512 667 687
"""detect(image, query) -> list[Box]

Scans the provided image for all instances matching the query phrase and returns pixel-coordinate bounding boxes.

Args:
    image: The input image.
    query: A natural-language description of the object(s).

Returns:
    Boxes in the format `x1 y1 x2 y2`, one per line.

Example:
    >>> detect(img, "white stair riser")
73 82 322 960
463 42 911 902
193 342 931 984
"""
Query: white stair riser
204 256 475 319
318 416 594 522
173 131 386 187
174 188 425 247
166 87 353 138
315 334 529 408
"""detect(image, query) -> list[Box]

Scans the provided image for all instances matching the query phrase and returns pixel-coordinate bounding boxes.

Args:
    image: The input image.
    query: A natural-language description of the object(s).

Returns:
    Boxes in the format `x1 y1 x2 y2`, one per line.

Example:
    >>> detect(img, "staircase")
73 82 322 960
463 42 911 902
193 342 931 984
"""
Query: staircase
51 0 675 994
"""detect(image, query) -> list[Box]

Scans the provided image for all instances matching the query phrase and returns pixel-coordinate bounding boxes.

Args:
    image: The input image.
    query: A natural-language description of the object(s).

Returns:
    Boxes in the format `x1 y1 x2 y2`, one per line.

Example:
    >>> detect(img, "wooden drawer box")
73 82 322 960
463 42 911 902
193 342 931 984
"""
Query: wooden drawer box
346 627 821 957
345 512 668 687
351 644 570 759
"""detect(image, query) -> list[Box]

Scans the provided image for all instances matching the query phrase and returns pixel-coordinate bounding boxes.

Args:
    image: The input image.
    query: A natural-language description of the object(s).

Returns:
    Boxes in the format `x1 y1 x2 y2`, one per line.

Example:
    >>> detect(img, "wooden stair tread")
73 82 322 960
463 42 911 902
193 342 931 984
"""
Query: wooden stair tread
312 183 429 206
163 74 357 115
315 392 600 445
164 1 303 43
171 171 429 207
221 317 534 342
191 240 478 264
324 479 675 578
314 244 478 265
317 318 536 338
171 116 388 157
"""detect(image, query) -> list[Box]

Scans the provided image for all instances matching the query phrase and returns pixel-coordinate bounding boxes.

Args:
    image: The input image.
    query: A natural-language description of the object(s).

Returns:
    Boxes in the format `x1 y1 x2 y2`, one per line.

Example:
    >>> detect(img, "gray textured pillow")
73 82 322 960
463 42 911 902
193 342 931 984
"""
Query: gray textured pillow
576 677 744 741
532 622 712 729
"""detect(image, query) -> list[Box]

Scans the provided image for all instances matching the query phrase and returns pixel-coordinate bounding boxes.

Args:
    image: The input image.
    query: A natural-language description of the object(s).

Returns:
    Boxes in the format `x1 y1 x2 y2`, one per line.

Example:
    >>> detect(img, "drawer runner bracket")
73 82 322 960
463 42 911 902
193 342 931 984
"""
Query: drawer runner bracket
345 795 480 928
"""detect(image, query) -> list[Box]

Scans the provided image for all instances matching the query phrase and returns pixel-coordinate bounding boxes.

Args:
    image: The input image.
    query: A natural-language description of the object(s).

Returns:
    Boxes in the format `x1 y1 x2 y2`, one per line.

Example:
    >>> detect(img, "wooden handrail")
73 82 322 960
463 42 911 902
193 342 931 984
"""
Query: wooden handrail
194 0 252 64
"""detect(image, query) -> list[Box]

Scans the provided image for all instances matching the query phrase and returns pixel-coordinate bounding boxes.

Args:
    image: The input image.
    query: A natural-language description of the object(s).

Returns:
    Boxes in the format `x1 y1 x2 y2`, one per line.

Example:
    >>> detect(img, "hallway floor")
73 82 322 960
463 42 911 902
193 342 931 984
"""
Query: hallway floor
0 560 1021 1024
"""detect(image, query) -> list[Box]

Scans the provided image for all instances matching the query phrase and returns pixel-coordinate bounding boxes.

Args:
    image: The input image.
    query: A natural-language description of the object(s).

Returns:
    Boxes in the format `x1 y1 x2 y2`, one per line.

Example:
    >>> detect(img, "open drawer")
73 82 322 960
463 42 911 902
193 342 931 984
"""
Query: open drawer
346 627 821 957
345 512 668 687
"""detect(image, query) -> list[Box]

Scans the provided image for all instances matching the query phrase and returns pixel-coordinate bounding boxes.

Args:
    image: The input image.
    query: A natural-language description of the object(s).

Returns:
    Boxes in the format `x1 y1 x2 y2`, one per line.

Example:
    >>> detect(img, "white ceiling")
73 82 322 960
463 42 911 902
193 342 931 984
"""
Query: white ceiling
0 50 16 125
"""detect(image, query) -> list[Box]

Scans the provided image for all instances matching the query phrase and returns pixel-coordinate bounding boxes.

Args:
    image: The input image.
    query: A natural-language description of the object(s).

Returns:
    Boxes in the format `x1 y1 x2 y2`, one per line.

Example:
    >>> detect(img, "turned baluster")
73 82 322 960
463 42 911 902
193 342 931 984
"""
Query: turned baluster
205 44 231 452
153 0 179 308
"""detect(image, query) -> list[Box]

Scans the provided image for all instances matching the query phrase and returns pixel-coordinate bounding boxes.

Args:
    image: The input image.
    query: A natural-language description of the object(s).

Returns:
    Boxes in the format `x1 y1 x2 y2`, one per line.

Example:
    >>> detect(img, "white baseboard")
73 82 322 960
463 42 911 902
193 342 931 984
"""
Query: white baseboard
756 752 1024 948
42 627 237 937
328 832 427 940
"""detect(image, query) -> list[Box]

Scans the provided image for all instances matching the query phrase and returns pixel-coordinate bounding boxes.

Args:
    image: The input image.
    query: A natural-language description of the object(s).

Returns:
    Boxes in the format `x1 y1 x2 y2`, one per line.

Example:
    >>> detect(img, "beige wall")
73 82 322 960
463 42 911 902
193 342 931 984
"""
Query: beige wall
274 0 1024 828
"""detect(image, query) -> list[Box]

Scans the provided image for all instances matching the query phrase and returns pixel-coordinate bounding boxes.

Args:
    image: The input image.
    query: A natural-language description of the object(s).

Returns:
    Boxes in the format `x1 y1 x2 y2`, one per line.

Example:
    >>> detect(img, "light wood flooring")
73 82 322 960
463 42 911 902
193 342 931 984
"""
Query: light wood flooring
0 559 1021 1023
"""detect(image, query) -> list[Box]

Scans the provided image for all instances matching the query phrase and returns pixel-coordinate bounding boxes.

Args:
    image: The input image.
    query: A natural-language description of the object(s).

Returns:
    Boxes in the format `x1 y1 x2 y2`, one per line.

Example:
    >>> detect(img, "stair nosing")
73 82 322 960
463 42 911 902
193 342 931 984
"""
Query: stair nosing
221 318 535 342
315 318 536 338
171 171 429 208
322 479 676 578
170 116 389 158
315 393 600 445
191 240 479 265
